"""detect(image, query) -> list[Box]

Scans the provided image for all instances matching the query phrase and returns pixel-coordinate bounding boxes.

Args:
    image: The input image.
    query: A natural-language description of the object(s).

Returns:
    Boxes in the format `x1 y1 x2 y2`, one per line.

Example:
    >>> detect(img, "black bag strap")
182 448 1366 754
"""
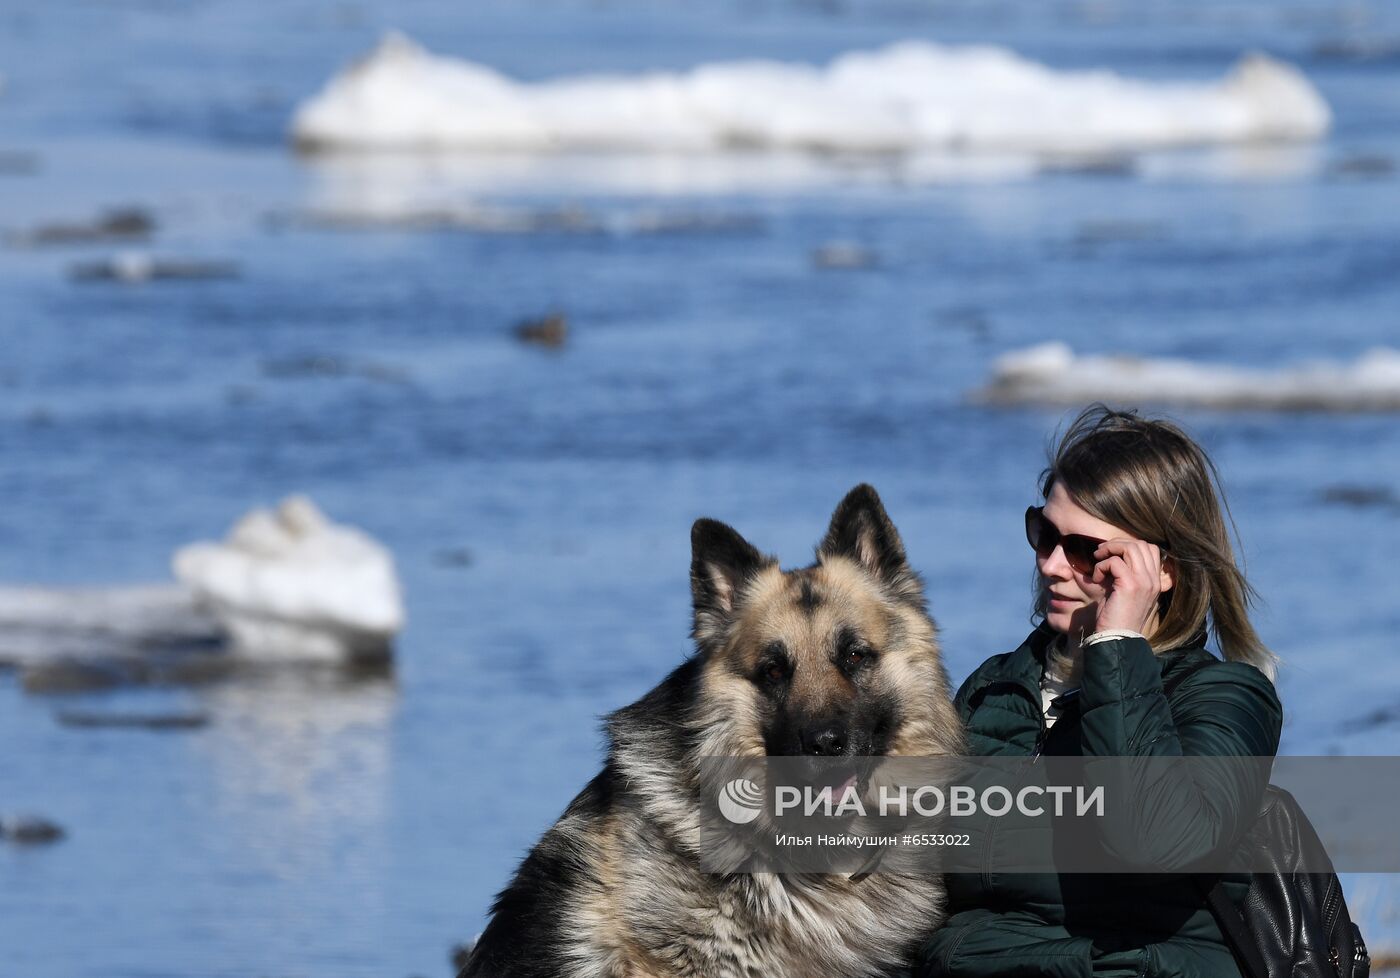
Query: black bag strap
1195 875 1270 978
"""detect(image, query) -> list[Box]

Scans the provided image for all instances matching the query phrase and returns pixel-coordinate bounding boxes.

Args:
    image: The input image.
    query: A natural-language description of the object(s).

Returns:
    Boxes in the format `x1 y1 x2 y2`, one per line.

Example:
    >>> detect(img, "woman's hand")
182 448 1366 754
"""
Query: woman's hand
1090 538 1168 634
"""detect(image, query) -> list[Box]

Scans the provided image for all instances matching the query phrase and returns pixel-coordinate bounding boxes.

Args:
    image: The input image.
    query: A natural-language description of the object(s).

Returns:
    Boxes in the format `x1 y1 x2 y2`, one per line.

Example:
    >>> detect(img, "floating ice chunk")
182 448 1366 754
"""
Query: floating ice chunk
973 343 1400 412
291 33 1330 155
0 584 220 666
173 496 404 663
0 501 404 684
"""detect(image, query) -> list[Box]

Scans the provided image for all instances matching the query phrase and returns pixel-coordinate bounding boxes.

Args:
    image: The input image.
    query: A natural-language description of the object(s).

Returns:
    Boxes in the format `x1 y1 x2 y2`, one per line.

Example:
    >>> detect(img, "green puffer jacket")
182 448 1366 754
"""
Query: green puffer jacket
914 622 1283 978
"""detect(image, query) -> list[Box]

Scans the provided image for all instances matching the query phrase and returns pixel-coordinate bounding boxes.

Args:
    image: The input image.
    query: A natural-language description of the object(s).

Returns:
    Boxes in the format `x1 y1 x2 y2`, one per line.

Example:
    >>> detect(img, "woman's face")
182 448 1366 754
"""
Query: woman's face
1037 481 1138 639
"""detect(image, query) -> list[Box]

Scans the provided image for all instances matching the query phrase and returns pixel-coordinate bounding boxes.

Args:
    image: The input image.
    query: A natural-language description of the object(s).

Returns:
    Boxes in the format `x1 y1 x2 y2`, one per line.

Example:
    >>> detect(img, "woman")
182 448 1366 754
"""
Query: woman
915 404 1283 978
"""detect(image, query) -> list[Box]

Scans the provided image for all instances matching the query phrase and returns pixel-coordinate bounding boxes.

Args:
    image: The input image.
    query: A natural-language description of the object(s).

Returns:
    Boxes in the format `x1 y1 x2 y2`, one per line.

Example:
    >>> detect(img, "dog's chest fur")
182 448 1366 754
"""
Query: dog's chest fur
562 809 941 978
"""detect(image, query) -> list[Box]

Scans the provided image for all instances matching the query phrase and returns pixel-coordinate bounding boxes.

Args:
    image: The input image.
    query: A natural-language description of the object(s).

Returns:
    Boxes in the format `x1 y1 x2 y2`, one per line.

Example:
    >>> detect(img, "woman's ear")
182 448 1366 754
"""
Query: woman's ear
1159 553 1176 593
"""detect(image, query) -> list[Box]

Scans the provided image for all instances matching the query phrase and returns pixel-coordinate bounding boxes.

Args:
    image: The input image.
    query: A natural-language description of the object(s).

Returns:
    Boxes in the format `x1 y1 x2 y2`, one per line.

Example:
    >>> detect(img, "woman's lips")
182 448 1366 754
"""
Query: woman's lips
1049 595 1077 606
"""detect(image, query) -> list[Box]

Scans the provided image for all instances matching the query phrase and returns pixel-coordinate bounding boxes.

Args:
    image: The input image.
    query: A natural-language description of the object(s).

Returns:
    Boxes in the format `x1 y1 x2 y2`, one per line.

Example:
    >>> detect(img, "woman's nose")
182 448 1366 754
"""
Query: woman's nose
1039 543 1073 579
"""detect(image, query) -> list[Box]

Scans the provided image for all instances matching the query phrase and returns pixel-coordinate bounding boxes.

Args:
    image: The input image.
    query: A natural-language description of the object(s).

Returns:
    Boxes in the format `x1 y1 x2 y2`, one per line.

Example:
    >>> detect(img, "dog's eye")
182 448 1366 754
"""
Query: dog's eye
835 628 875 673
754 657 789 686
754 642 790 686
842 645 875 671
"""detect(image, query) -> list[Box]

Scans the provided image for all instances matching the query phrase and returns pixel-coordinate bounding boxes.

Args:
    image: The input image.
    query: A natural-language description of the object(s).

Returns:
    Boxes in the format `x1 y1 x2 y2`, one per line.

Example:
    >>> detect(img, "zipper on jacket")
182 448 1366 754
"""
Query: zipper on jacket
1027 689 1054 762
1032 688 1079 762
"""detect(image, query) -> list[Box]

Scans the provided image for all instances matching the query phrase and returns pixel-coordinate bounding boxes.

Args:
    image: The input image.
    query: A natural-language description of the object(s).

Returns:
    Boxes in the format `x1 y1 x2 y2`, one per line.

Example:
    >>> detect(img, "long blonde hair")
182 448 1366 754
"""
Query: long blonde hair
1033 403 1277 680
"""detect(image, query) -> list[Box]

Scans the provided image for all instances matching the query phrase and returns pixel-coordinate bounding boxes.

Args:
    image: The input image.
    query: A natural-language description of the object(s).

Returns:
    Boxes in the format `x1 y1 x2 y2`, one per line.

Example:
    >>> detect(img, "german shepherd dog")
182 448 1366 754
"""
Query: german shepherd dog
459 485 964 978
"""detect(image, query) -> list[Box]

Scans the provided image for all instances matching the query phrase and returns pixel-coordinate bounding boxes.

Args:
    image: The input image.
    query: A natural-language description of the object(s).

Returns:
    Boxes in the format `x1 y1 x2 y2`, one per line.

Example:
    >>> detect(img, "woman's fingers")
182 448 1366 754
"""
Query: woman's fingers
1091 554 1129 587
1094 539 1160 582
1092 539 1164 633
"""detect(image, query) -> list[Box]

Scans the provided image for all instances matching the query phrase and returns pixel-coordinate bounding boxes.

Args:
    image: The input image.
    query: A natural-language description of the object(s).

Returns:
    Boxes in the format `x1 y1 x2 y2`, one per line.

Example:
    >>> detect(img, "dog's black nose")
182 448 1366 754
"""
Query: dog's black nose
805 726 846 756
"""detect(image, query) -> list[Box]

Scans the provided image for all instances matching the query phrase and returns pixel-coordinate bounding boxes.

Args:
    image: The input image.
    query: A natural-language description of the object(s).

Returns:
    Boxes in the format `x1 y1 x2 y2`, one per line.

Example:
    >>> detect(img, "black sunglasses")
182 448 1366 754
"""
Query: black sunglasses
1024 506 1107 576
1025 506 1168 576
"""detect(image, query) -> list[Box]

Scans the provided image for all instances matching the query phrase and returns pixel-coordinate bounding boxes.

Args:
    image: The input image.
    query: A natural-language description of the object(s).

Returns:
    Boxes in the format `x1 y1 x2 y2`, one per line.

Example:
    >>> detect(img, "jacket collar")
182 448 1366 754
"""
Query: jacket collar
966 621 1213 709
963 622 1057 711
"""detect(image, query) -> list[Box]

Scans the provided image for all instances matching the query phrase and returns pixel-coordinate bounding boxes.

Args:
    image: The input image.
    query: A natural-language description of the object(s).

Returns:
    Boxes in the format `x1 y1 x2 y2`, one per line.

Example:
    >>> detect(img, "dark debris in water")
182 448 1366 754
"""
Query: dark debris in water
54 709 211 730
260 355 411 384
432 547 474 568
20 652 236 694
1327 154 1396 180
514 313 568 349
69 253 239 284
1313 37 1400 65
7 207 153 246
627 211 764 236
1318 484 1400 513
21 652 395 695
1036 153 1137 178
1073 220 1170 245
0 814 65 845
1338 704 1400 734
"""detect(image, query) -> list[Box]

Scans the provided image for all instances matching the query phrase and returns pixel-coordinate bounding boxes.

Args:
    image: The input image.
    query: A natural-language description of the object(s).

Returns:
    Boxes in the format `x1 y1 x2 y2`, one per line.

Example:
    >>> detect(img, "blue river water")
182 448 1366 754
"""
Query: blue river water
1 1 1399 975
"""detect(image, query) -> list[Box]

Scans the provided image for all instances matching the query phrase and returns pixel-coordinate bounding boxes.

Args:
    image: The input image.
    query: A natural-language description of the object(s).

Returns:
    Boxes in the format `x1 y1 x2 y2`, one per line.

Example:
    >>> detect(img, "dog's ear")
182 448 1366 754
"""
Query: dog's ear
691 518 772 648
818 484 924 606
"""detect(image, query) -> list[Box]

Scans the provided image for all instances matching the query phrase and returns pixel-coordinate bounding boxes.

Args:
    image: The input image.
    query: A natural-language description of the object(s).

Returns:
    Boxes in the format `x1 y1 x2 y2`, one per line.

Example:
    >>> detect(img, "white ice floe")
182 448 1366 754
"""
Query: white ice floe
0 584 219 665
973 343 1400 411
291 32 1330 155
173 496 404 662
